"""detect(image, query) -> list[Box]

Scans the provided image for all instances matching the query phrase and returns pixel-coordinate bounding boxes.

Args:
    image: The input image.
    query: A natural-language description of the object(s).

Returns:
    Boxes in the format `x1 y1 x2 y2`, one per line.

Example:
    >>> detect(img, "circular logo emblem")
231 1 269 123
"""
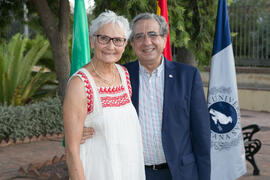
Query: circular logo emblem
208 87 243 150
209 102 237 134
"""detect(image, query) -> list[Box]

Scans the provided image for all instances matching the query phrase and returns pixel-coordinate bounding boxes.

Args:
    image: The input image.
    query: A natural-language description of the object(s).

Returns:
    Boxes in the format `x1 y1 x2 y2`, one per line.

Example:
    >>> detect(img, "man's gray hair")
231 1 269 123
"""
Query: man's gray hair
89 10 131 40
130 13 169 41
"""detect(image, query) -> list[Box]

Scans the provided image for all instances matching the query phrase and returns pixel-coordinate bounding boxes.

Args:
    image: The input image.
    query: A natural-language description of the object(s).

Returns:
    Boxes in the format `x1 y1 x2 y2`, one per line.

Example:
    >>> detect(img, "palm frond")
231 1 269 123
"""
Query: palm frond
0 33 53 106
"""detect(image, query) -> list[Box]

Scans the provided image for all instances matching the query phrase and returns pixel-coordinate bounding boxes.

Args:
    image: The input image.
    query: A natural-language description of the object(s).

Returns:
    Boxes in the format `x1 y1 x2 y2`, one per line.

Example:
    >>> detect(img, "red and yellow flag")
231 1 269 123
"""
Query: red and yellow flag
157 0 172 61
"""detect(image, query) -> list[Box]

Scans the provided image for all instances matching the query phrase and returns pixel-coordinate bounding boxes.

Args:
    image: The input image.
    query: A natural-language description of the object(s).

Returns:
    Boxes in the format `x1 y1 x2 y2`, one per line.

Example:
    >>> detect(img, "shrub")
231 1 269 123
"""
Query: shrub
0 97 63 141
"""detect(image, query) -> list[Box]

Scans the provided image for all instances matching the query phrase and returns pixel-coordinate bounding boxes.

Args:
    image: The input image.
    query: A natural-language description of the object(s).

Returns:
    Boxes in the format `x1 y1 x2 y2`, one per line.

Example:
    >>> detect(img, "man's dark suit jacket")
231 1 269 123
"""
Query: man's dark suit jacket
124 59 211 180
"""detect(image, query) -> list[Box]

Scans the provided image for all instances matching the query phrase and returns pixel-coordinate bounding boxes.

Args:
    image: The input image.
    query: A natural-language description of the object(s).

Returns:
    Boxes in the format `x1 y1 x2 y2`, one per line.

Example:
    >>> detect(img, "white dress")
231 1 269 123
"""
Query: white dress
73 64 145 180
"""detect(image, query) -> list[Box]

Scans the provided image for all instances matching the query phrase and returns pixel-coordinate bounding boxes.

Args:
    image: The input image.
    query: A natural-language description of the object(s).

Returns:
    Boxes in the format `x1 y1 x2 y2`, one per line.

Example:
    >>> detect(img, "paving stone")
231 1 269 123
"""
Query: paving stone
0 140 8 147
18 166 28 175
52 155 60 164
49 172 62 180
28 168 40 176
0 139 64 179
30 136 38 142
35 162 44 170
40 172 50 178
43 159 52 166
238 110 270 180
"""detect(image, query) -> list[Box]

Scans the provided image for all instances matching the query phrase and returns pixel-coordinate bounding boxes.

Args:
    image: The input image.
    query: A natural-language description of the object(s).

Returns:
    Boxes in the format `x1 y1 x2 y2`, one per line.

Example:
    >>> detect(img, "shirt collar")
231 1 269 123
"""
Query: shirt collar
139 56 164 77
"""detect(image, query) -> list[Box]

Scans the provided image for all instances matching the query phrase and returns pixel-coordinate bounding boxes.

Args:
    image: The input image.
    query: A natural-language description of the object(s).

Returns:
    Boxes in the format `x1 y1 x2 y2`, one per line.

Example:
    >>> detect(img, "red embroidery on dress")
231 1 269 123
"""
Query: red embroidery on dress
98 85 125 94
121 65 132 98
77 71 94 114
101 93 130 108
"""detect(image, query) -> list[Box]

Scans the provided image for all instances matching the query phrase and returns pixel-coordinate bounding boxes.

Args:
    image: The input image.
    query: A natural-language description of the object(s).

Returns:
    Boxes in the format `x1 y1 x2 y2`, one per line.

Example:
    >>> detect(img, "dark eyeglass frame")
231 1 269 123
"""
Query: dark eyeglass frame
133 31 163 42
94 34 126 47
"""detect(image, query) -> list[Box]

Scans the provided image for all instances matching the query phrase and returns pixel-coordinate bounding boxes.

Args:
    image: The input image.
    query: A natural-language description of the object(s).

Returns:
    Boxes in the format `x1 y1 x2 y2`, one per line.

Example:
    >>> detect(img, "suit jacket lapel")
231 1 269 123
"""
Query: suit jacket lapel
162 59 176 125
129 61 140 115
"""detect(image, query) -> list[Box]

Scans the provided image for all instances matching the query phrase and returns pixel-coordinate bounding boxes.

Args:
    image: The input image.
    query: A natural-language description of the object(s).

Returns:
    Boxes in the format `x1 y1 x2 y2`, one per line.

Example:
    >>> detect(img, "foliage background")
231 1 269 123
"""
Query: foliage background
92 0 218 66
0 97 62 141
0 0 269 102
0 0 219 67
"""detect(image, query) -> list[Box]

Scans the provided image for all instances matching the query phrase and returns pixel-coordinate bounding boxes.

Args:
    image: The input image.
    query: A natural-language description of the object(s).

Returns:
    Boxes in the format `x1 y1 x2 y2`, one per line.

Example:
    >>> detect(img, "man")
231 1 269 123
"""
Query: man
83 13 210 180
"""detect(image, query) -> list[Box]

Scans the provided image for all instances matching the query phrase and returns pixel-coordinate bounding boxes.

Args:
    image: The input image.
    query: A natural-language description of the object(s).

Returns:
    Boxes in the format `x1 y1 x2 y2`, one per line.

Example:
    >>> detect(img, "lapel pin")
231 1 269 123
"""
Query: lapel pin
169 74 173 78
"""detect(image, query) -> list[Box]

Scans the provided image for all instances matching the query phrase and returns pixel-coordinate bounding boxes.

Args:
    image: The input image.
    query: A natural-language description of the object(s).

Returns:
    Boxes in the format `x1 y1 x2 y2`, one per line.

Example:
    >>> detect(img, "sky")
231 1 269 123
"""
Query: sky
69 0 95 11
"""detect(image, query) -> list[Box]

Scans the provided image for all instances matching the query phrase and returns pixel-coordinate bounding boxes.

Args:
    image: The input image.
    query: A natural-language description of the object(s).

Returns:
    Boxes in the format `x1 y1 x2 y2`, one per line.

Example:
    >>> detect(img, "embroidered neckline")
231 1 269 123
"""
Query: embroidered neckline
76 65 132 112
98 84 123 89
100 93 130 108
98 85 125 94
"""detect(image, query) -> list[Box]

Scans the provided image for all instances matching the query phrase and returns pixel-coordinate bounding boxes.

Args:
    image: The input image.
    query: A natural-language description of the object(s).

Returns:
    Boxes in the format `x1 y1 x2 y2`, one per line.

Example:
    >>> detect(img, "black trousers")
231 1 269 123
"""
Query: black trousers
145 166 172 180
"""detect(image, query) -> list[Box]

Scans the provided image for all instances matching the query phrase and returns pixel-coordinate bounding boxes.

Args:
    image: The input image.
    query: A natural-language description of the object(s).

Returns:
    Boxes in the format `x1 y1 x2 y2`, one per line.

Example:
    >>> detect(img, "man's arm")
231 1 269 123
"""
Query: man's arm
190 68 211 180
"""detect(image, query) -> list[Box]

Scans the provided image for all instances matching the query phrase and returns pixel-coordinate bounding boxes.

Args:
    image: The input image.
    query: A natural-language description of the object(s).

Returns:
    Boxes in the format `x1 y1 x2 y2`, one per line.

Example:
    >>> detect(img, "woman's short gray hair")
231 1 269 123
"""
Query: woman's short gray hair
130 13 169 41
89 10 130 40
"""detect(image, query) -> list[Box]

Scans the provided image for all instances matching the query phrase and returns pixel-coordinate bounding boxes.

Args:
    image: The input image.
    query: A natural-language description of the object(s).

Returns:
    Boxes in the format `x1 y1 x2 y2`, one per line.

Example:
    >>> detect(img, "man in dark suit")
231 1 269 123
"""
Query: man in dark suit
124 13 210 180
82 13 210 180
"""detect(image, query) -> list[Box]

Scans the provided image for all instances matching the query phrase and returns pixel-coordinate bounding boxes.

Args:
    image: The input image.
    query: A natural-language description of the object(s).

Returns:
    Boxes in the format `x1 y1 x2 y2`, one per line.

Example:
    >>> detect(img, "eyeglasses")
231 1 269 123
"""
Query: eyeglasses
94 34 126 47
133 31 163 42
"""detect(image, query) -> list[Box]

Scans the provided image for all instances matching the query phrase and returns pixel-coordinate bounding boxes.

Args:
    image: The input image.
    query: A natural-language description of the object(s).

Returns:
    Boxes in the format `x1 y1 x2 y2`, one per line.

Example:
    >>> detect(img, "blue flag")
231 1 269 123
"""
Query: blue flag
207 0 246 179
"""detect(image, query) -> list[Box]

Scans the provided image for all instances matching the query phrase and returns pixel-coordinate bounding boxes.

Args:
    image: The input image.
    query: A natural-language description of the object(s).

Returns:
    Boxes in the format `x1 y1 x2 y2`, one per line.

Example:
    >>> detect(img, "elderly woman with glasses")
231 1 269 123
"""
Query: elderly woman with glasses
63 11 145 180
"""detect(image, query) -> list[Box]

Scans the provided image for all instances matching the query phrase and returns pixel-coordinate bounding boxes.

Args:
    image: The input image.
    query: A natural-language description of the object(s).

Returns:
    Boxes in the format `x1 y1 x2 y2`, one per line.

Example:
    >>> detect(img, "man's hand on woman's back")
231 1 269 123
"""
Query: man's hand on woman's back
81 127 95 144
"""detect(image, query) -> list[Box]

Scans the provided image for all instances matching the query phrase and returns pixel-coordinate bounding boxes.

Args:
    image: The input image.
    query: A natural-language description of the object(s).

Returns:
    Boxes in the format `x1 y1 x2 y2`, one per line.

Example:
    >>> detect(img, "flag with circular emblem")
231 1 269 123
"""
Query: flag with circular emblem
208 0 246 179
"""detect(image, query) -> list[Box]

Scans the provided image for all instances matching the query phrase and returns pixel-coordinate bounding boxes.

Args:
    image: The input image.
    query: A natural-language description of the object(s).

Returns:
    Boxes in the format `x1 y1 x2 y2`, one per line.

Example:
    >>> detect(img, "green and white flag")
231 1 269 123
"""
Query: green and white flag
63 0 90 147
70 0 91 76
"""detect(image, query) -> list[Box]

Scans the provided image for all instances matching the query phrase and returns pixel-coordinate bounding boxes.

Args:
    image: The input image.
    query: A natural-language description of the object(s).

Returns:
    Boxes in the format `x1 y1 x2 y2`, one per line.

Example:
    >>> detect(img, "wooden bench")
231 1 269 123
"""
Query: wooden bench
242 124 262 175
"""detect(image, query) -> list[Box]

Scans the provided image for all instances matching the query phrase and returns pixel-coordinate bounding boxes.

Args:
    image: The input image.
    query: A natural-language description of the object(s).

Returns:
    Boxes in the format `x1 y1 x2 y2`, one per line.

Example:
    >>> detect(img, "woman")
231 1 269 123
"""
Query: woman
63 11 145 180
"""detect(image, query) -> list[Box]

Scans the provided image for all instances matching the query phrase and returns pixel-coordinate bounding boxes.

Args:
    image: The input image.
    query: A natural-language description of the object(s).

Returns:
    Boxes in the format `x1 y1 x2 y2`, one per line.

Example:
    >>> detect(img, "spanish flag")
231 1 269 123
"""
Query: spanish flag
157 0 172 61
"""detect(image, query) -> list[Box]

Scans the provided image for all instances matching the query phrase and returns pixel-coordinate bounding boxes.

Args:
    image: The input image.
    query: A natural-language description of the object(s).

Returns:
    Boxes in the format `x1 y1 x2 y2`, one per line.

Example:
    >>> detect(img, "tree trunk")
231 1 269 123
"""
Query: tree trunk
31 0 70 101
175 47 197 67
50 38 70 101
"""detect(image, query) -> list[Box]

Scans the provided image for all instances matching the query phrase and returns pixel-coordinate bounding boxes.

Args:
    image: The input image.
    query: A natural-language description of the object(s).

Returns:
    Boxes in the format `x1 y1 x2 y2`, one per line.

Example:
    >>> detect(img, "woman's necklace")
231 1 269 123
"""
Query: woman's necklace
91 62 116 86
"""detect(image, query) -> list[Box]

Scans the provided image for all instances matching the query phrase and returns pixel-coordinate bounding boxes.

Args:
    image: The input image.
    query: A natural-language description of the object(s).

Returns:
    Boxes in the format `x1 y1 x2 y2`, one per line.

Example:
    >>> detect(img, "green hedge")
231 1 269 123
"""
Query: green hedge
0 97 63 141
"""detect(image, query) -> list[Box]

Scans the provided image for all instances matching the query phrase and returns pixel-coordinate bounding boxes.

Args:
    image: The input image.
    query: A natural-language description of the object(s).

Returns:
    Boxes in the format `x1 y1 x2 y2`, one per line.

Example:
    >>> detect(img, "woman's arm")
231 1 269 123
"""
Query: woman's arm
63 77 87 180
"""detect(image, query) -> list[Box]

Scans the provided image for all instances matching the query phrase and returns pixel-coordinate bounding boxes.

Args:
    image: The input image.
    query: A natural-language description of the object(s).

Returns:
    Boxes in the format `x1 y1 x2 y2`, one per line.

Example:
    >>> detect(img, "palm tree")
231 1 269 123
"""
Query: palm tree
0 34 56 106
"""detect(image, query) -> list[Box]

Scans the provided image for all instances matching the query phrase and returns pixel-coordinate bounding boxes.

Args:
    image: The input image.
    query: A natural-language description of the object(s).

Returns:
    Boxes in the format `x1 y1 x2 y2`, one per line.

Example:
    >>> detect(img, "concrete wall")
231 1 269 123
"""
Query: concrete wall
201 67 270 112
